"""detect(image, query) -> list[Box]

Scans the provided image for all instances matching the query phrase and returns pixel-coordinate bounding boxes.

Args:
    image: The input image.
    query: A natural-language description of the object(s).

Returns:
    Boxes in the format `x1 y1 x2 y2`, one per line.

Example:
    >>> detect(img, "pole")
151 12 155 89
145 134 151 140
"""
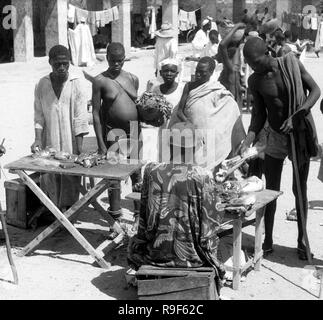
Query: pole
290 132 313 264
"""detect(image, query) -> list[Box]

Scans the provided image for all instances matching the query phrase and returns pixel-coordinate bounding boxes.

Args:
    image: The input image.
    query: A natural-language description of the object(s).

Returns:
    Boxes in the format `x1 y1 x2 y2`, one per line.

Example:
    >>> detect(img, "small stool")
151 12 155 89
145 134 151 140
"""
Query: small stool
136 265 219 300
0 211 18 285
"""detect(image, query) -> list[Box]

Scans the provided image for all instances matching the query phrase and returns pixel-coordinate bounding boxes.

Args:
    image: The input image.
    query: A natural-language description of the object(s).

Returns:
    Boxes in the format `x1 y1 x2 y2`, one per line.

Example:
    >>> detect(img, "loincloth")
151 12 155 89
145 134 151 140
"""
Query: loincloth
264 126 289 160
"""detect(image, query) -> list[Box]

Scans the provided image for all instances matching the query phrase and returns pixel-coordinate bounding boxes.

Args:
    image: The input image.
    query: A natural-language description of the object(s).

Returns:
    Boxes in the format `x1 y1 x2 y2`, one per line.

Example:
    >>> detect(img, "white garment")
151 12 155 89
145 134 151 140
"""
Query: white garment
311 16 318 30
152 83 185 162
154 37 178 71
68 24 96 67
67 4 76 24
192 29 209 53
320 22 323 46
202 42 218 57
112 6 119 20
188 11 197 29
149 7 157 39
179 9 189 31
191 29 209 75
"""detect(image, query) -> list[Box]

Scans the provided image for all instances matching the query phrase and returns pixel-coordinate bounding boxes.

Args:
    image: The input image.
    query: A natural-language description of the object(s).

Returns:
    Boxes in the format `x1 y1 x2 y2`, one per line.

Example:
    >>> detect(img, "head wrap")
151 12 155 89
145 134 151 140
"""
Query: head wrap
159 58 179 69
202 19 210 27
48 45 70 60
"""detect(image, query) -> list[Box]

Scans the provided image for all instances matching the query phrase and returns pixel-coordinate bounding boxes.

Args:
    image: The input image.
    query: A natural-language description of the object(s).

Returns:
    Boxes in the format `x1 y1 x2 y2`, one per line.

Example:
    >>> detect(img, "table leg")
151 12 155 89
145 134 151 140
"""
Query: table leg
16 171 111 268
0 213 18 284
79 184 124 234
232 219 242 290
254 208 265 271
108 180 122 218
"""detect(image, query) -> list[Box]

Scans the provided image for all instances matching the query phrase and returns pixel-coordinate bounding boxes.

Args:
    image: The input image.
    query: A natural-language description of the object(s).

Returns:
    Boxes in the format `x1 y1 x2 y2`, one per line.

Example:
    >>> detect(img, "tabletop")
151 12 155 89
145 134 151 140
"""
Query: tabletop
5 156 145 180
223 189 283 220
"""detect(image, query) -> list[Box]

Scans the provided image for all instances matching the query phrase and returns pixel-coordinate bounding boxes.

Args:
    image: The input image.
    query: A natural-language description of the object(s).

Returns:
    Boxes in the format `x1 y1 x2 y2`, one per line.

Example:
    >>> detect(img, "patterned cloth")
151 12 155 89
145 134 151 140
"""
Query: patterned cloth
128 162 225 280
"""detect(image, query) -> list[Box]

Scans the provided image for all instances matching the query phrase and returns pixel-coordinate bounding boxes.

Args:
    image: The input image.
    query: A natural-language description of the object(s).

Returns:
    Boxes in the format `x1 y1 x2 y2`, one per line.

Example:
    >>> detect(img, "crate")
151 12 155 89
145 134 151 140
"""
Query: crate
4 173 41 229
136 265 219 300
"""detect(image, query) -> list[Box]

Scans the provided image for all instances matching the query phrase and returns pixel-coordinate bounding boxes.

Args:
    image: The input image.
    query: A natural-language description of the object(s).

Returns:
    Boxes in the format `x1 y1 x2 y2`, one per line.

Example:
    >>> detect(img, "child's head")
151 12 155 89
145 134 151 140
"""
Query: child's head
209 29 219 44
159 59 179 85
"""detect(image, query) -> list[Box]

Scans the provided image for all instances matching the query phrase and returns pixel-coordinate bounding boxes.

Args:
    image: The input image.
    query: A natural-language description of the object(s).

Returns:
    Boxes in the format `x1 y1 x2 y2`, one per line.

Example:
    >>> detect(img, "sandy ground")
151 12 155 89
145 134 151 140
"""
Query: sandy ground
1 44 323 300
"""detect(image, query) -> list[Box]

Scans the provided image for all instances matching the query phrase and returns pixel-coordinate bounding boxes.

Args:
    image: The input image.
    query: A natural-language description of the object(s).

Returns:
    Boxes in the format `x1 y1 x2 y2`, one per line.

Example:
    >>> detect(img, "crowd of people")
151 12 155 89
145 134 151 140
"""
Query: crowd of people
9 7 322 298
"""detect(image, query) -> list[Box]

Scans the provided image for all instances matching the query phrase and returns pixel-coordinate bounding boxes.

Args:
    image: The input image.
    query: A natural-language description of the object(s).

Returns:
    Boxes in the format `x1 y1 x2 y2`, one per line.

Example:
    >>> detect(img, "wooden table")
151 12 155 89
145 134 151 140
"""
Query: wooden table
220 189 282 290
5 156 144 269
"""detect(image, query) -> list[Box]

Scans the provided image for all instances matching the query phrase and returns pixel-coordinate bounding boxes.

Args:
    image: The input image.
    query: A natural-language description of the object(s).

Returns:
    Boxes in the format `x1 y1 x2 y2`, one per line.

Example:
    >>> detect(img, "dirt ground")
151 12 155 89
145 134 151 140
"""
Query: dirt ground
1 44 323 300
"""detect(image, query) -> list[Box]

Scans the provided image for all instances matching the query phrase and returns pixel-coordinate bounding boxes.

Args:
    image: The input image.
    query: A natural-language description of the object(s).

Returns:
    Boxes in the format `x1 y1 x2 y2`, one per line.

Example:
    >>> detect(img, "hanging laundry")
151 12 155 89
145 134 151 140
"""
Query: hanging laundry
187 11 197 29
149 7 157 39
103 8 113 25
88 11 97 36
112 6 119 21
178 9 189 31
67 4 76 24
95 11 103 27
68 22 97 67
75 7 89 25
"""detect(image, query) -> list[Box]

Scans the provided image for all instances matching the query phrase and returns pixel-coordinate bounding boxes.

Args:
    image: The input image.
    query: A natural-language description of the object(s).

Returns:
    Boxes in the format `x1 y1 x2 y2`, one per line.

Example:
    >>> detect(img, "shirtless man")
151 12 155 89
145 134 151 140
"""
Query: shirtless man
92 42 142 216
241 37 320 260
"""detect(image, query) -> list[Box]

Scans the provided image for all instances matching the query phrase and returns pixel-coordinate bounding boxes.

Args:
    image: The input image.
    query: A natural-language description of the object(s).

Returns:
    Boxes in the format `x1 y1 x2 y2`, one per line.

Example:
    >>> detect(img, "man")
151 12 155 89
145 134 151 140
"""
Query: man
174 57 245 171
241 9 251 25
128 122 225 296
218 22 246 111
92 42 142 206
31 45 89 211
241 37 321 260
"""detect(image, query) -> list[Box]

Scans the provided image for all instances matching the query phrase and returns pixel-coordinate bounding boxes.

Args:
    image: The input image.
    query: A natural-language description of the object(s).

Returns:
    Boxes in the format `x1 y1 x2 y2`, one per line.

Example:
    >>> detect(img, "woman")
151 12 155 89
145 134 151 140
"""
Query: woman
150 59 184 162
314 11 323 58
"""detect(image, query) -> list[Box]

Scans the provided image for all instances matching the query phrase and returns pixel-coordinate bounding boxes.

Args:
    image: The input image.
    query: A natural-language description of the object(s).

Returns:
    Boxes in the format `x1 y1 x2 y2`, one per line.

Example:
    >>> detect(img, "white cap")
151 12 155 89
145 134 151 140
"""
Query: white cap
159 58 179 68
202 19 210 27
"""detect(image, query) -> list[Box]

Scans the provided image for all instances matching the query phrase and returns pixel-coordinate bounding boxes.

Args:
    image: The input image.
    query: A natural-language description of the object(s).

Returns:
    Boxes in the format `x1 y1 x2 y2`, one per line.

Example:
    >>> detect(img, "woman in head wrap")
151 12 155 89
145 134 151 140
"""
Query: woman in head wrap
150 58 185 162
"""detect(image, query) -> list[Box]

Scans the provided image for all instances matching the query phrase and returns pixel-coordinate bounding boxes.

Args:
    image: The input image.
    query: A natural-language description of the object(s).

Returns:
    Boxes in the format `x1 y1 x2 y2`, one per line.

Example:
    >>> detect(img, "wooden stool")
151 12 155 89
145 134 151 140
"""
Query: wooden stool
0 211 18 284
136 265 219 300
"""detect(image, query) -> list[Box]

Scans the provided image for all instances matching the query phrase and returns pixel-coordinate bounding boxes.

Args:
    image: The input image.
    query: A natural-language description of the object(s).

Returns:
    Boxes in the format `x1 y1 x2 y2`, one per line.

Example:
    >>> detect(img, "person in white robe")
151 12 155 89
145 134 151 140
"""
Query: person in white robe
31 45 89 210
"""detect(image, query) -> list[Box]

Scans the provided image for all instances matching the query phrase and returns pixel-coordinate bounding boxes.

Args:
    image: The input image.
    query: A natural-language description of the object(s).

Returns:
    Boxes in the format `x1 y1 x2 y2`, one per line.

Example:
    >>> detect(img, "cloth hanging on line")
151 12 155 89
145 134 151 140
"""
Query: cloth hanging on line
178 9 197 31
68 4 76 24
149 7 157 39
75 7 89 25
112 6 119 20
68 23 96 67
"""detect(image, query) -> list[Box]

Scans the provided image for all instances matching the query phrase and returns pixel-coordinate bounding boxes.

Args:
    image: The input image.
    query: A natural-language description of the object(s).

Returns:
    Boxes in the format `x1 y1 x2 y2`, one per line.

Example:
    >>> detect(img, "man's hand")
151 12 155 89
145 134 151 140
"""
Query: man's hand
31 140 42 153
0 145 6 157
280 118 293 134
97 147 108 156
236 22 246 29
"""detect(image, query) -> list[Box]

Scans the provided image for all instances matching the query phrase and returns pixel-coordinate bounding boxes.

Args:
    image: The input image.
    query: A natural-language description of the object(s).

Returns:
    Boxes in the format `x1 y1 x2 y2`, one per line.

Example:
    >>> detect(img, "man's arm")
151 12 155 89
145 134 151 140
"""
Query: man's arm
280 58 321 133
176 83 190 122
92 79 107 155
31 83 44 153
241 77 267 154
218 22 245 72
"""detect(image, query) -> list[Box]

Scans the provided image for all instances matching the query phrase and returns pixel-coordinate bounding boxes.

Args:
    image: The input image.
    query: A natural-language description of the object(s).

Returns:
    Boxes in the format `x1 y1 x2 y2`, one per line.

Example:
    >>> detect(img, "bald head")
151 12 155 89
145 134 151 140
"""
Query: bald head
243 37 271 73
243 37 267 60
107 42 125 58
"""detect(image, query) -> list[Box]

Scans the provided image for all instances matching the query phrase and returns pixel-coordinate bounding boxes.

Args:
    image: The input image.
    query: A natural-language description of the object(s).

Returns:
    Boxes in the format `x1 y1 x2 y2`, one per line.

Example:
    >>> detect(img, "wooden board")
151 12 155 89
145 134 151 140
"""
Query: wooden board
5 156 144 180
224 189 283 219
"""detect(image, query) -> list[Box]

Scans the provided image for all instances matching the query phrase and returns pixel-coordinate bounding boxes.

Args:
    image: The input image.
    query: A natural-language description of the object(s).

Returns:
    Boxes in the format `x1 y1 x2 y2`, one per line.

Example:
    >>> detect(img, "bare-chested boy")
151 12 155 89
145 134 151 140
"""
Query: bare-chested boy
92 43 142 215
241 37 320 260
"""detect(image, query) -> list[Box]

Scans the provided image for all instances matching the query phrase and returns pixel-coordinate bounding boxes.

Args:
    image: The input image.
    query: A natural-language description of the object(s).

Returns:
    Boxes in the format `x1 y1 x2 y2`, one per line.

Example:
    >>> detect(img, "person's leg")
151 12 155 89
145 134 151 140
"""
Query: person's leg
263 154 284 251
292 160 310 254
